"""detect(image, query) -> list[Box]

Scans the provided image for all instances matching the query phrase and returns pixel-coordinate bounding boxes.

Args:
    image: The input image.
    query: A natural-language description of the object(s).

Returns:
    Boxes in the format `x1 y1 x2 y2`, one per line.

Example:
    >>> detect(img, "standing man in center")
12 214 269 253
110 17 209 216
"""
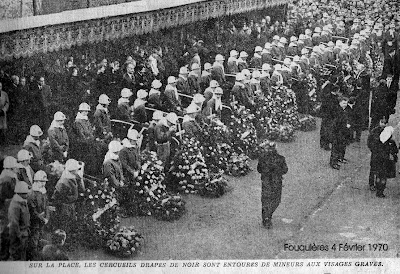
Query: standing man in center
257 141 288 229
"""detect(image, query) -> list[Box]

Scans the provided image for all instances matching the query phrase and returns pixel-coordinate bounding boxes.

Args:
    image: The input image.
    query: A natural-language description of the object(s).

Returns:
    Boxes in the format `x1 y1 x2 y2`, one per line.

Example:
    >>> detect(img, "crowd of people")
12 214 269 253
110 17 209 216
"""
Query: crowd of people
0 0 399 260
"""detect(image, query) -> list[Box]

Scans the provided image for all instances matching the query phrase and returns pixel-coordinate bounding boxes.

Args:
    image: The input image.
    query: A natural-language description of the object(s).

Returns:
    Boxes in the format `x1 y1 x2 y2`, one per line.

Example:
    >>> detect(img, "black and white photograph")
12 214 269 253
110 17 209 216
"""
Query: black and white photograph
0 0 399 272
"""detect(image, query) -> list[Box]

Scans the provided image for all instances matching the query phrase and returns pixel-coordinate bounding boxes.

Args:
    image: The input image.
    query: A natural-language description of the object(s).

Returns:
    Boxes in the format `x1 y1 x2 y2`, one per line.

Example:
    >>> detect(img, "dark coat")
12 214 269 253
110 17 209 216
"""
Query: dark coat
27 190 48 228
368 125 385 173
93 108 112 139
8 194 30 260
257 150 288 182
119 147 141 179
121 73 136 95
73 119 94 142
103 159 124 188
332 107 351 144
48 127 69 161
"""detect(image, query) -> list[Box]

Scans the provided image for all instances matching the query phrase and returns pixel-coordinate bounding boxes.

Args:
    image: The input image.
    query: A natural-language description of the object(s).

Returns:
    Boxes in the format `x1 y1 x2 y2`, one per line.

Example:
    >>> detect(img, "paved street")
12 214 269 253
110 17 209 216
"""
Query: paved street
3 103 399 261
70 104 400 260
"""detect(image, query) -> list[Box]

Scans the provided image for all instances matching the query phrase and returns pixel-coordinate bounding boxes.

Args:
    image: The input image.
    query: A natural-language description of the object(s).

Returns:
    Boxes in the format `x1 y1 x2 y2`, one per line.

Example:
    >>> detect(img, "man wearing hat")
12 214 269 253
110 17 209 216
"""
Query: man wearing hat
227 50 239 74
257 141 288 229
94 94 113 141
237 51 249 72
8 181 30 260
287 42 298 57
73 102 104 175
27 170 50 260
182 104 202 137
17 149 34 187
262 43 273 65
48 111 69 162
211 54 226 85
103 141 124 187
155 113 177 165
74 103 94 142
120 128 142 185
117 88 133 121
204 87 224 119
147 111 163 152
23 125 44 172
250 47 263 69
148 80 164 110
164 76 182 114
191 94 207 125
0 156 20 260
232 73 250 107
188 63 201 95
132 89 148 124
52 159 82 237
199 63 213 93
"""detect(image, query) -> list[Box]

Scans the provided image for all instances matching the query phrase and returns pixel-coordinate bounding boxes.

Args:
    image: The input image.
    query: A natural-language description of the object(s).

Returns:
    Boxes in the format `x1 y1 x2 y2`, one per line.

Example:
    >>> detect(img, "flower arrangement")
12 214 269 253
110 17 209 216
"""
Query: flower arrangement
153 193 186 221
306 74 321 115
228 105 259 158
254 86 299 142
106 226 143 257
127 150 167 216
200 120 232 173
227 152 251 176
199 172 229 198
169 137 209 194
75 179 120 249
298 114 317 132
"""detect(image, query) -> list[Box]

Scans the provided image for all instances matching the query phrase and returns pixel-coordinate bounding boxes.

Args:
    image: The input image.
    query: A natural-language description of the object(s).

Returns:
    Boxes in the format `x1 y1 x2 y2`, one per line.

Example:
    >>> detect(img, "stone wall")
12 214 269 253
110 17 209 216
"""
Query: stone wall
0 0 33 20
0 0 140 19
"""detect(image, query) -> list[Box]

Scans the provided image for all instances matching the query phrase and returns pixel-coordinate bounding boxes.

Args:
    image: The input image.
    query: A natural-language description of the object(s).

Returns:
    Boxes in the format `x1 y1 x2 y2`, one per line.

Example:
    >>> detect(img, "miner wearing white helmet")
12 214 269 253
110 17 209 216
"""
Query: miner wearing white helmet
211 54 226 85
17 149 34 187
48 111 69 162
23 125 44 172
250 46 263 69
227 50 239 74
8 179 31 260
199 62 213 92
204 80 220 105
188 63 201 94
147 110 164 152
262 43 273 65
28 169 50 259
120 128 142 182
52 158 83 234
74 103 95 142
164 76 182 114
117 88 133 121
204 87 224 119
103 140 125 189
0 157 20 211
232 73 254 110
148 80 163 110
94 94 112 140
250 70 262 94
237 51 249 71
132 89 148 124
154 112 178 164
182 104 201 137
